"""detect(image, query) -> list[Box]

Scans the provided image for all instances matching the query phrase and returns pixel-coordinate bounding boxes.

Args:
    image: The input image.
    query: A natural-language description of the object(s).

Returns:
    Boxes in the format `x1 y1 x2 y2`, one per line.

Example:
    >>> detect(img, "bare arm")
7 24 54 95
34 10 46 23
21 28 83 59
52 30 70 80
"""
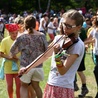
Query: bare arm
84 33 95 45
42 20 46 30
48 26 56 30
55 54 78 75
0 52 18 61
54 42 78 75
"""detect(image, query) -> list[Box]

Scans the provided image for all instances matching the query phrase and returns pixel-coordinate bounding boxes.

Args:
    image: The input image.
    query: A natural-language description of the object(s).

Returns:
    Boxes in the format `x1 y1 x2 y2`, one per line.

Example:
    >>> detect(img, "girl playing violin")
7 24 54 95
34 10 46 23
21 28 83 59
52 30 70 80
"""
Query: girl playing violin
43 9 85 98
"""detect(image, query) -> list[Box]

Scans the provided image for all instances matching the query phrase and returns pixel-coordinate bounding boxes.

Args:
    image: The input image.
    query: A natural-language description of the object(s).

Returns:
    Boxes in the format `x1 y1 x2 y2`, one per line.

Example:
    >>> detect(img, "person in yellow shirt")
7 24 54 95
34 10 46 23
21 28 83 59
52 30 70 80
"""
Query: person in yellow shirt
0 23 21 98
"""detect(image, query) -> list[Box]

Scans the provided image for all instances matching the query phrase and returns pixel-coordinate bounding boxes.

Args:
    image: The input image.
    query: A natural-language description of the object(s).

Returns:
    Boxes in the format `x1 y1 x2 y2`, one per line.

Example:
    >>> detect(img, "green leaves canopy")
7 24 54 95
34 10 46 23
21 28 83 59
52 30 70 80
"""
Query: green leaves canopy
0 0 97 14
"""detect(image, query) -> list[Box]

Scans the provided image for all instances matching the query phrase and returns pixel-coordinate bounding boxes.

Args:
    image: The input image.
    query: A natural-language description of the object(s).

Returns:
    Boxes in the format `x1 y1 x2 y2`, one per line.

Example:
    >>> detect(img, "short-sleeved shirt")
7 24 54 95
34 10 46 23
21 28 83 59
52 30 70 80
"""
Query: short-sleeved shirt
90 29 98 55
0 36 20 74
47 22 55 34
10 33 48 67
47 35 85 89
39 18 46 31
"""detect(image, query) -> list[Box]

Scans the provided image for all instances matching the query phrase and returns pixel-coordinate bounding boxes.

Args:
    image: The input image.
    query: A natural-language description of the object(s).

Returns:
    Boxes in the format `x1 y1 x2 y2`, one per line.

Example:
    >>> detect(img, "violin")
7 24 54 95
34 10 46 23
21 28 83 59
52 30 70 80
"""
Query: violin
56 33 78 57
18 33 78 77
62 33 78 49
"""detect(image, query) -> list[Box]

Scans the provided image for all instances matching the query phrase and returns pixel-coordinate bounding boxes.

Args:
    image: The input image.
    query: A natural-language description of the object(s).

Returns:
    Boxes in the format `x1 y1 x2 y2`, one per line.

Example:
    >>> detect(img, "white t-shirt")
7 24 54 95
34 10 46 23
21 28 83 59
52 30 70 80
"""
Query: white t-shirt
47 35 84 89
47 22 55 34
90 29 98 55
39 18 46 31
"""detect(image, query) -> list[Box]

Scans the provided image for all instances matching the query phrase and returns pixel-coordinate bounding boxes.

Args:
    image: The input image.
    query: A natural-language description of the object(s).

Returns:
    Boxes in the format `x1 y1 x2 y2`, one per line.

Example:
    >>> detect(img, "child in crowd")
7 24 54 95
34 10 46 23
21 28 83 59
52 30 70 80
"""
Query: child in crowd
0 23 21 98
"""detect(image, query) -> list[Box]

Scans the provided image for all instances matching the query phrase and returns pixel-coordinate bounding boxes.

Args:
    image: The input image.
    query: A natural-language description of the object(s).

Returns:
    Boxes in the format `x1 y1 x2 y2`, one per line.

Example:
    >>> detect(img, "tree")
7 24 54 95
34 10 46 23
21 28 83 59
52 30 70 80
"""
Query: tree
46 0 51 12
38 0 41 11
0 0 97 14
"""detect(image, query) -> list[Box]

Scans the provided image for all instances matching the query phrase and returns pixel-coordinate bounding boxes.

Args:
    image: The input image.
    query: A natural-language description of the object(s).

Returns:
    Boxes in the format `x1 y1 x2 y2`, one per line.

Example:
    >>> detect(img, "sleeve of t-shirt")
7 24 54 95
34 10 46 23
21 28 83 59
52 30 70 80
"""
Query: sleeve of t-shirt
68 40 84 56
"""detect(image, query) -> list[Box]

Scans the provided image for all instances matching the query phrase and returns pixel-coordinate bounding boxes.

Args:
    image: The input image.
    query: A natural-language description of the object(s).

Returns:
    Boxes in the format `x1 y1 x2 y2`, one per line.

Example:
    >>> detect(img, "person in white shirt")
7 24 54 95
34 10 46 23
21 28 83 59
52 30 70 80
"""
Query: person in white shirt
39 14 48 35
47 17 56 43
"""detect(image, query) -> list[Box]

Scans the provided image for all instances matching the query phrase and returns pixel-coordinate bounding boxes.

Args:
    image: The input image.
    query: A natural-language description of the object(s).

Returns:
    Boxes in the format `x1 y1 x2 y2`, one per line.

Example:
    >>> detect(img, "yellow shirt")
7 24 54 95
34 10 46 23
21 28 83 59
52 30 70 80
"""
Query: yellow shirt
0 36 20 74
87 27 94 37
86 27 94 50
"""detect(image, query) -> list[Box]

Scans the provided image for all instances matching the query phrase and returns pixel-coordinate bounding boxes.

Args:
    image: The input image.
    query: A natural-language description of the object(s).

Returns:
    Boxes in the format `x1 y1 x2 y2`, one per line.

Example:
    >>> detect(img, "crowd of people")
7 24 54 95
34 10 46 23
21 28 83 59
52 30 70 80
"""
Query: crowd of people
0 7 98 98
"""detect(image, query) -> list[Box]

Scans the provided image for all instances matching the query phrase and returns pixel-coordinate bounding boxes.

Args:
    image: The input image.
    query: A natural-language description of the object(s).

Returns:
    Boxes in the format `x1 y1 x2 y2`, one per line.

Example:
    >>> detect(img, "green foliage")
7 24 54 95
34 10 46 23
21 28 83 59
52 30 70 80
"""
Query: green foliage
0 0 97 14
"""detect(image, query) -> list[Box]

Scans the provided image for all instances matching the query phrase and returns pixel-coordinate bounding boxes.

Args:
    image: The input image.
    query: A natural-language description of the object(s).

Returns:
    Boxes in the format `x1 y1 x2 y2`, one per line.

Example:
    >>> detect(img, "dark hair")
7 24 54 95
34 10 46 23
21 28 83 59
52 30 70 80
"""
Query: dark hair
50 17 54 21
24 15 36 34
42 13 48 17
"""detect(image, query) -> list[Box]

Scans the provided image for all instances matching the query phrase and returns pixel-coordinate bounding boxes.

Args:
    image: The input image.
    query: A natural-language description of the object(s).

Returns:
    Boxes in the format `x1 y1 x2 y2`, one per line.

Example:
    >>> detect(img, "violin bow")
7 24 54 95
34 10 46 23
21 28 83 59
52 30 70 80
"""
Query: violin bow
22 35 65 74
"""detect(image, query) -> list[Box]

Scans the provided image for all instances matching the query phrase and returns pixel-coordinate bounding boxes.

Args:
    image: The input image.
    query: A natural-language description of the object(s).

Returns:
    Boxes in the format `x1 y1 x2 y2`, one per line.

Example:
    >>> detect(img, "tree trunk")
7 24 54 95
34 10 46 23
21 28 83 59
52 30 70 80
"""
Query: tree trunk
47 0 51 11
38 0 41 11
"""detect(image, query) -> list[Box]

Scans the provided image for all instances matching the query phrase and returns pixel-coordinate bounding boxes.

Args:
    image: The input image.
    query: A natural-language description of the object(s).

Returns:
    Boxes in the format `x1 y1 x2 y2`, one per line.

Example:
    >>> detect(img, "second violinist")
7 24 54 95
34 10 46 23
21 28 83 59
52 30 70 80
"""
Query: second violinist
43 9 85 98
